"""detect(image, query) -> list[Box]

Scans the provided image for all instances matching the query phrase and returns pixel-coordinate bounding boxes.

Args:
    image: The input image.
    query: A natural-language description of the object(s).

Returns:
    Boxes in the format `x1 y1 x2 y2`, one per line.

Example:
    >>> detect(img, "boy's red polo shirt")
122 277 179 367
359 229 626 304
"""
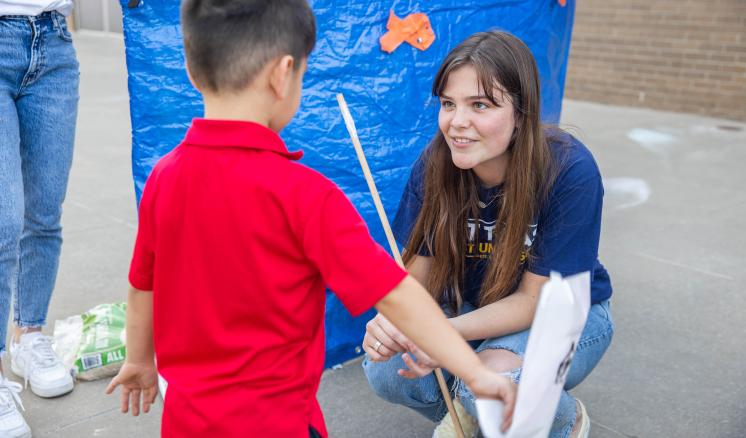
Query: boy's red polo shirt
129 119 406 437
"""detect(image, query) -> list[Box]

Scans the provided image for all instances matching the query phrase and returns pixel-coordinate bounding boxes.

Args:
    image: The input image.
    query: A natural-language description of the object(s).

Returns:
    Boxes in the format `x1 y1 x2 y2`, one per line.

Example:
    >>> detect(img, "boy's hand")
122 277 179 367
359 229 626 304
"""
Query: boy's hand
105 361 159 416
465 367 517 432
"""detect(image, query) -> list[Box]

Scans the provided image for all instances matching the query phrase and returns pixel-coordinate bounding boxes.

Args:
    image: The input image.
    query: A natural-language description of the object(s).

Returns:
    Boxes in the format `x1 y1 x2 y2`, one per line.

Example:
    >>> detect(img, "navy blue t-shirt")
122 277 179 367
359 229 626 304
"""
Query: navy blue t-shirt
392 134 612 306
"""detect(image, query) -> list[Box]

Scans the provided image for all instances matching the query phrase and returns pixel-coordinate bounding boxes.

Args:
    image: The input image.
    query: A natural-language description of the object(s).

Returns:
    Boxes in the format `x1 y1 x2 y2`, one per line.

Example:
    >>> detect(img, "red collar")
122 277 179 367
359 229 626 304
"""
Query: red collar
183 118 303 160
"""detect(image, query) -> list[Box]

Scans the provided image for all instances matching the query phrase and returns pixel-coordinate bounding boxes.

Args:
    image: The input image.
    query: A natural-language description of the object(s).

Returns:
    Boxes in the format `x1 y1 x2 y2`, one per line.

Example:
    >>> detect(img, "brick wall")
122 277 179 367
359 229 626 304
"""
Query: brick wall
565 0 746 122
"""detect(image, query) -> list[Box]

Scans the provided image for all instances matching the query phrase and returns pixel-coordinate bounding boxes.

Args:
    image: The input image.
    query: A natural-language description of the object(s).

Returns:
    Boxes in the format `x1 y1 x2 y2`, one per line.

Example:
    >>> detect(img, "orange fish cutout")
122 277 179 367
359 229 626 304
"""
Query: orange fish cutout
379 11 436 54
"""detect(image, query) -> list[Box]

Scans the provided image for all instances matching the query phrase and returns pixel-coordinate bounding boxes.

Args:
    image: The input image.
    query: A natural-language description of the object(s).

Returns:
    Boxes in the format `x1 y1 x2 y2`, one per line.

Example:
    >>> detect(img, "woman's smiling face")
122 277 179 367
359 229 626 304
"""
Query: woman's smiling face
437 65 516 186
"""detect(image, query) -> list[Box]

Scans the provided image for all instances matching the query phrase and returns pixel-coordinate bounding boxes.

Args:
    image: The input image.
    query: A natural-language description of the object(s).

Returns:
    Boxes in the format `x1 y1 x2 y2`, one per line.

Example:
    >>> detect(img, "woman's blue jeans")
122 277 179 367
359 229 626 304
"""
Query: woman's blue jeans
0 11 79 352
363 300 614 438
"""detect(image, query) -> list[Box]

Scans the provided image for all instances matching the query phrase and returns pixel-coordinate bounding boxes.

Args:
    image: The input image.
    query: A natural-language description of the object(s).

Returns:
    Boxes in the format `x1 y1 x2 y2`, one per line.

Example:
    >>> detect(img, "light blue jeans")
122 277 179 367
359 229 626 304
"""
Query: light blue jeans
0 11 79 353
363 300 614 437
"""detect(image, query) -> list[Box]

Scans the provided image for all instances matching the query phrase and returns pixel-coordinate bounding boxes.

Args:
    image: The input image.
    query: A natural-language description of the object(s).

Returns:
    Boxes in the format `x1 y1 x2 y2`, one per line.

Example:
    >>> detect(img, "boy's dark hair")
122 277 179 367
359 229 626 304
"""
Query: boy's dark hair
181 0 316 93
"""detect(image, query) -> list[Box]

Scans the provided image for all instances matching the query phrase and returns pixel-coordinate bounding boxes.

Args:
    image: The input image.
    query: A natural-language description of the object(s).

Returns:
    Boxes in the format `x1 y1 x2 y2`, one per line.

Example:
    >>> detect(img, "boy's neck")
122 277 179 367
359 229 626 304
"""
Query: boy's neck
202 91 274 129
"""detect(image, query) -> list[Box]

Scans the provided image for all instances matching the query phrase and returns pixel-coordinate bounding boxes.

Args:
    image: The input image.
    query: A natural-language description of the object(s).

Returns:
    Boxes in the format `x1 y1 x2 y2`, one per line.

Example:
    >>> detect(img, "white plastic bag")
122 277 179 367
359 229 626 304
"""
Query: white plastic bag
53 303 127 381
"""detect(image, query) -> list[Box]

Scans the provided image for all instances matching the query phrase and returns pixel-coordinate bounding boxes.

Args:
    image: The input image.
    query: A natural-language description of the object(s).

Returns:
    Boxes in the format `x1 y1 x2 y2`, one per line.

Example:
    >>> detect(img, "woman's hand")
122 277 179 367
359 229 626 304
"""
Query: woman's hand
365 313 443 377
398 344 440 379
363 313 411 361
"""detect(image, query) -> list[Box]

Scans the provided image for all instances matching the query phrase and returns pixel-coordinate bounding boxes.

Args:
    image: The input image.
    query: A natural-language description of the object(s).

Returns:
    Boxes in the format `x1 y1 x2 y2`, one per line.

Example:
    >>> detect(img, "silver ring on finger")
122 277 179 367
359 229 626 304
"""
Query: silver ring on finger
373 340 382 353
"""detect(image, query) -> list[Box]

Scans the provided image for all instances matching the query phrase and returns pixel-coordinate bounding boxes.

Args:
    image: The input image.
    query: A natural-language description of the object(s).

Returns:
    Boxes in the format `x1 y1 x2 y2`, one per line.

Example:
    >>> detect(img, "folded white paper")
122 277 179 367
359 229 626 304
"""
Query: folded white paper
476 271 591 438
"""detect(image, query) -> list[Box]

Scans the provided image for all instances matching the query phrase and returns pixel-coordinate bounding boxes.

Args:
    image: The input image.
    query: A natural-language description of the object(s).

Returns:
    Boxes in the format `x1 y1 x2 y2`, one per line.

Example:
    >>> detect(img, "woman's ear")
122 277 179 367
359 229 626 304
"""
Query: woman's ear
268 55 295 99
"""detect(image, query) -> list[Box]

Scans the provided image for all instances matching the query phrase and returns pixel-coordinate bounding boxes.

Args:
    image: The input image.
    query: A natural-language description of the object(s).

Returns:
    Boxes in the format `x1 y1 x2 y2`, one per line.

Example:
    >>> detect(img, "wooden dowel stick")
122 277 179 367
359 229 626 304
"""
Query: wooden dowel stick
336 93 466 438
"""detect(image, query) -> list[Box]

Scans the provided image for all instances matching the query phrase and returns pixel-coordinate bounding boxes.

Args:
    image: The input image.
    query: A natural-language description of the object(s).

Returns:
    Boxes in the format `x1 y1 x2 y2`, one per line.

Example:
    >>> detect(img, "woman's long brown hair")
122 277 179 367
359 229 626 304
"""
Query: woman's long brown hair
403 30 559 311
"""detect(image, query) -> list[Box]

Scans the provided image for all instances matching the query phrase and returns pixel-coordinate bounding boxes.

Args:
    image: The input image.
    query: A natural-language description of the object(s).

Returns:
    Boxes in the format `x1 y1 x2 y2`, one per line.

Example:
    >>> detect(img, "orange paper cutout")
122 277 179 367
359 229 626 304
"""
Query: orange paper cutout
379 11 436 54
558 0 566 6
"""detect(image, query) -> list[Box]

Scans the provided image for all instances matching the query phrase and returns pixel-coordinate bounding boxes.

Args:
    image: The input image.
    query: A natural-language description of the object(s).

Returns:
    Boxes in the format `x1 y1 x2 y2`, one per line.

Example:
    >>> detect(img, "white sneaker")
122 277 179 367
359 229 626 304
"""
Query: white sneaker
0 377 31 438
432 399 479 438
10 333 74 398
570 399 590 438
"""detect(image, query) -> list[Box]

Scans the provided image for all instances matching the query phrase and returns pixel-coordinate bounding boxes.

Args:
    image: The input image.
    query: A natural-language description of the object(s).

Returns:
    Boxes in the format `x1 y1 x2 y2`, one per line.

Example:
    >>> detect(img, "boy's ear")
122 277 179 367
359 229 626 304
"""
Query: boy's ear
185 63 200 92
268 55 295 99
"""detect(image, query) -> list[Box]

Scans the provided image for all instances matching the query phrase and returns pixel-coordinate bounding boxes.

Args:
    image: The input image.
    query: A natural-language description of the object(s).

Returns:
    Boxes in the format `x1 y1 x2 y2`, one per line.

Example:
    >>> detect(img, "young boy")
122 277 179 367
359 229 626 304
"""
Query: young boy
106 1 516 437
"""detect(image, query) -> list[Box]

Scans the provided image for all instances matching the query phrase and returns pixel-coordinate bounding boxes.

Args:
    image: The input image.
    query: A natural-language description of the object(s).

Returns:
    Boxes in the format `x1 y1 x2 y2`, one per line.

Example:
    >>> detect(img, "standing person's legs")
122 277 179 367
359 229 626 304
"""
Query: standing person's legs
7 11 78 399
12 11 79 339
0 16 27 359
0 13 42 437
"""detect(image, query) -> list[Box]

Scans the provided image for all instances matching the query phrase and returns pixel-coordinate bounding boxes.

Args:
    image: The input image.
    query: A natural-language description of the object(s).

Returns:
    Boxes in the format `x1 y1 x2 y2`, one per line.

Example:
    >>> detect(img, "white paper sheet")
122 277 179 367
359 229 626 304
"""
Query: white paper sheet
476 271 591 438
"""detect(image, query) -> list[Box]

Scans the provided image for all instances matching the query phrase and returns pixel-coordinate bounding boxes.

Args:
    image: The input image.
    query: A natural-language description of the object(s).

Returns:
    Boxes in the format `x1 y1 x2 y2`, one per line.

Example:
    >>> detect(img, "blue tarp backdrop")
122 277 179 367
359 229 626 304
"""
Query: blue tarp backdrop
120 0 575 367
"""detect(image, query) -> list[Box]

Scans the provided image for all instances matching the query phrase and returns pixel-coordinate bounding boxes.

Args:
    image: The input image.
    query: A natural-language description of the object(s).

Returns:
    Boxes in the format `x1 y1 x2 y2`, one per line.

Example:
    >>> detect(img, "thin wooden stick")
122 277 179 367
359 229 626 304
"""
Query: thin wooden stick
336 93 466 438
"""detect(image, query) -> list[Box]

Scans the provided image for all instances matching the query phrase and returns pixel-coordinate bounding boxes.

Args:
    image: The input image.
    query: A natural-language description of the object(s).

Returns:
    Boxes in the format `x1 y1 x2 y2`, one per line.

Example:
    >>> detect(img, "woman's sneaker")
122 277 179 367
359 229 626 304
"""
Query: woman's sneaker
432 399 479 438
0 377 31 437
10 332 74 398
571 399 590 438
